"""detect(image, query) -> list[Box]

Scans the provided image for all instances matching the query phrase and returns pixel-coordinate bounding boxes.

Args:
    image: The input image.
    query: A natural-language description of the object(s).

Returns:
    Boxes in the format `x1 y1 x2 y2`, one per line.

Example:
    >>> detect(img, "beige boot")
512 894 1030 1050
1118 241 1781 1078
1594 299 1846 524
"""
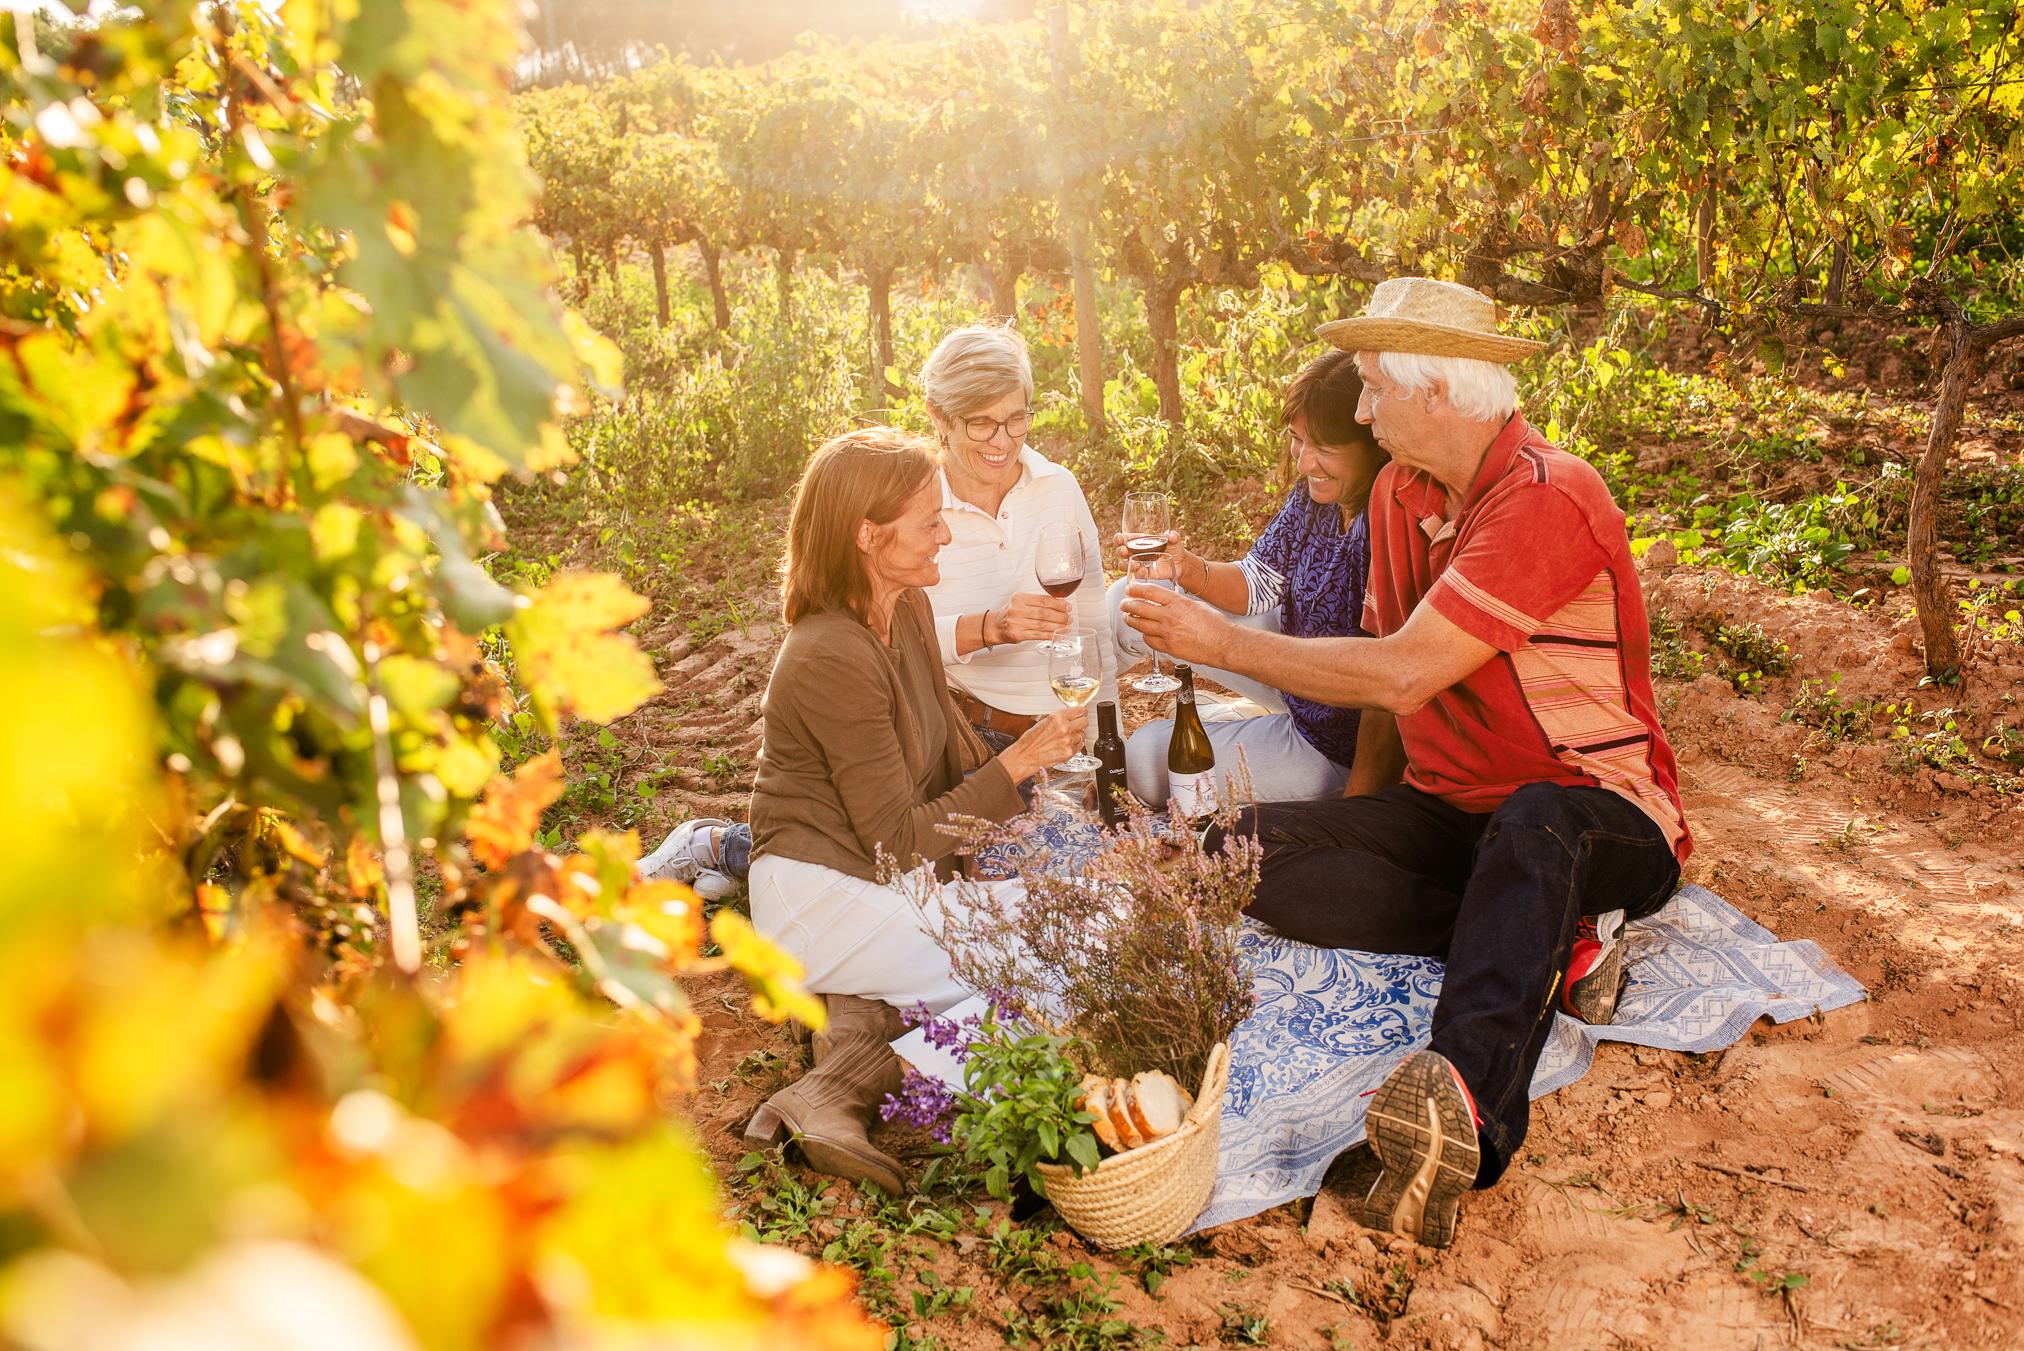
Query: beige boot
744 994 908 1194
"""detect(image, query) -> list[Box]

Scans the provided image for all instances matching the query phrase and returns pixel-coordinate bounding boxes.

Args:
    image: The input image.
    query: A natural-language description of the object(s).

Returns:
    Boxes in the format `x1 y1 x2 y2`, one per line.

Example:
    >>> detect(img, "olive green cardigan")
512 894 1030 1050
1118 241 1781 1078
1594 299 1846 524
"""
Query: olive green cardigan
750 588 1023 881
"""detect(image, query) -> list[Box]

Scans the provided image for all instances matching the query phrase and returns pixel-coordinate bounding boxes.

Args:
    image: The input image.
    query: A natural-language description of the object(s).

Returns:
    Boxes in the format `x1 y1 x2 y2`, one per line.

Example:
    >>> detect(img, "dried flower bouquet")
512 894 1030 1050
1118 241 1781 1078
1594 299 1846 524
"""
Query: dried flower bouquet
894 788 1258 1094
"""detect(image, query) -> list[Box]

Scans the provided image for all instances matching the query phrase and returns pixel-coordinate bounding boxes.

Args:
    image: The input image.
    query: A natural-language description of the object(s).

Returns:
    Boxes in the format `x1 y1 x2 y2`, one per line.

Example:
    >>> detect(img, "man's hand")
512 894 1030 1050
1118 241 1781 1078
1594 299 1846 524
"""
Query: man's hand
1121 580 1233 668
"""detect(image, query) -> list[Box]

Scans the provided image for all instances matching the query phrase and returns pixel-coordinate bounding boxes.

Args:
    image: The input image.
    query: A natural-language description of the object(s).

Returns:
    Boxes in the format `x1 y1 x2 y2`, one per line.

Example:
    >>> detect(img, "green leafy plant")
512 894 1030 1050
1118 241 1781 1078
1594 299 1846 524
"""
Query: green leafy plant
1219 1305 1271 1344
1700 617 1793 694
1120 1240 1196 1296
1002 1277 1147 1351
932 1004 1104 1201
1784 676 1878 742
1735 1236 1810 1308
1647 604 1707 682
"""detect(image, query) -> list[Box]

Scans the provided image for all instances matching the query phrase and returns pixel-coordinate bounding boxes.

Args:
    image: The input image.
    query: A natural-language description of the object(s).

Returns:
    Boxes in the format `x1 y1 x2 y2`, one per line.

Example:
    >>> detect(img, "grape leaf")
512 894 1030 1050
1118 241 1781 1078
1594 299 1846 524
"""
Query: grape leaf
464 748 564 869
506 572 659 733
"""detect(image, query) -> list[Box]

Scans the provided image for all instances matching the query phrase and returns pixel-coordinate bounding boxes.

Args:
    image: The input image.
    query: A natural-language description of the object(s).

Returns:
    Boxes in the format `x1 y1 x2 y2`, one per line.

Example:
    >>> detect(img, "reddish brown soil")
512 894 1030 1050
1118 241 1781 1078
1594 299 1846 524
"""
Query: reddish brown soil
510 415 2024 1349
585 555 2024 1351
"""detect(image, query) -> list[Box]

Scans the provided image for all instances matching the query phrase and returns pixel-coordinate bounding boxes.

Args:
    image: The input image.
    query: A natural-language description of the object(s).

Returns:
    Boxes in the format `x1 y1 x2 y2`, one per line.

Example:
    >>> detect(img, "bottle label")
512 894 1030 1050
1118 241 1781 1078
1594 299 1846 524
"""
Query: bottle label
1169 769 1218 823
1097 765 1128 824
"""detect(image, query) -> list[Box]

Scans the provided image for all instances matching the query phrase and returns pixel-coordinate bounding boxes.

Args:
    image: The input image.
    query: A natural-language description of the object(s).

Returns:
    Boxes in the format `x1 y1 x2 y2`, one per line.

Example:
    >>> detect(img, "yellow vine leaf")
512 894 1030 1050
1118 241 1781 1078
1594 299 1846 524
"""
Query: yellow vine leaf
464 748 564 869
708 911 826 1032
345 836 384 899
507 571 660 733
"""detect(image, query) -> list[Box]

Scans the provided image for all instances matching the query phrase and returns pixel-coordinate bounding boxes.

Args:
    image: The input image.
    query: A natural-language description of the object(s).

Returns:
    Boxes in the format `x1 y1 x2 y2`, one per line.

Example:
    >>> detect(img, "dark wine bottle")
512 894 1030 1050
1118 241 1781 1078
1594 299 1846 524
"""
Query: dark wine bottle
1166 665 1218 828
1093 700 1129 827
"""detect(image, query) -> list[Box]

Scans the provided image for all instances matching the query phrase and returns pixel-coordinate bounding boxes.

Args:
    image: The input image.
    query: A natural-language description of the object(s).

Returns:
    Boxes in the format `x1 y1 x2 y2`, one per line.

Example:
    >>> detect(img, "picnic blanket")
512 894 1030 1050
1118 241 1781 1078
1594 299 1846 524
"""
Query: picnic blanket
957 807 1868 1235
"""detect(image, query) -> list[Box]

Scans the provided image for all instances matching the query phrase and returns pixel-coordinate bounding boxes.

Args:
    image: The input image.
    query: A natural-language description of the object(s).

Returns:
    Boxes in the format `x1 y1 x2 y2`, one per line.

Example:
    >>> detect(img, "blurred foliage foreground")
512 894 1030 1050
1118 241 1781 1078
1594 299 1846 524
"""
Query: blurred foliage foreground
0 4 875 1348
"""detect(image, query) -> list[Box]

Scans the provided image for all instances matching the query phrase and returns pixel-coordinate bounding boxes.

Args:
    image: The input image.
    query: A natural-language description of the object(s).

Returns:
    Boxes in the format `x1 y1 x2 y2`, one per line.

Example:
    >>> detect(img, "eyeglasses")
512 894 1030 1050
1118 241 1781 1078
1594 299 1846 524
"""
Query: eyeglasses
962 409 1033 442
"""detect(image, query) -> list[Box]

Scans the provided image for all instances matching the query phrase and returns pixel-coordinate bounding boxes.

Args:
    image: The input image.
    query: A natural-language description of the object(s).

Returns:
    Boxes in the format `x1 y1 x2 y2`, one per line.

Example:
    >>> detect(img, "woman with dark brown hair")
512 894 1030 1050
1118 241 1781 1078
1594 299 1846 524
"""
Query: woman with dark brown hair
735 426 1087 1194
1107 349 1388 804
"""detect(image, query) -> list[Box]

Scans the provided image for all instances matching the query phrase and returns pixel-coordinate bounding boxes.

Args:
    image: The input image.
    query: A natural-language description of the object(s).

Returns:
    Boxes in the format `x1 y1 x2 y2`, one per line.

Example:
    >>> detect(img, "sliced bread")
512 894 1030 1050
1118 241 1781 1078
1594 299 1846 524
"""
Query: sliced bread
1076 1076 1122 1153
1105 1076 1147 1150
1124 1071 1193 1141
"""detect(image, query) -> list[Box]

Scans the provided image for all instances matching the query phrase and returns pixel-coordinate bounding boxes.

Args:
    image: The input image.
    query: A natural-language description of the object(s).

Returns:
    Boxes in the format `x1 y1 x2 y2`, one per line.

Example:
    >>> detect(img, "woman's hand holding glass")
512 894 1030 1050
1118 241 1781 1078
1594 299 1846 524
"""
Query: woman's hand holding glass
985 593 1073 646
1043 629 1103 772
1109 529 1192 588
998 708 1092 784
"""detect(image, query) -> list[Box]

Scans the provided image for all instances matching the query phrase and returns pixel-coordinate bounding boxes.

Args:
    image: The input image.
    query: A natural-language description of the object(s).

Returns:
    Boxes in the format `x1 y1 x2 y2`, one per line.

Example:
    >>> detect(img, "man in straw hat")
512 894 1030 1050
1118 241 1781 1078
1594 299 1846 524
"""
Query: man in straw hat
1123 277 1690 1248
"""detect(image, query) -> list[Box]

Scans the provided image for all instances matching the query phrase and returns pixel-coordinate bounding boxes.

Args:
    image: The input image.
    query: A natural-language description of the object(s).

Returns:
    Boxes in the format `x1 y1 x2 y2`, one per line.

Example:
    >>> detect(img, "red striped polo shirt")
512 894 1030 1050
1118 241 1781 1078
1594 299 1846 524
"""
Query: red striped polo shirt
1364 414 1692 862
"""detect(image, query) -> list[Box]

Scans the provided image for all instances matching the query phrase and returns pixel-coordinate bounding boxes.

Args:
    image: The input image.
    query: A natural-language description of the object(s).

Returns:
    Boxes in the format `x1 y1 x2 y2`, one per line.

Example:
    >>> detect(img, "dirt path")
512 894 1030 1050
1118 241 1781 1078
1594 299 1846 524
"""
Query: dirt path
585 541 2023 1349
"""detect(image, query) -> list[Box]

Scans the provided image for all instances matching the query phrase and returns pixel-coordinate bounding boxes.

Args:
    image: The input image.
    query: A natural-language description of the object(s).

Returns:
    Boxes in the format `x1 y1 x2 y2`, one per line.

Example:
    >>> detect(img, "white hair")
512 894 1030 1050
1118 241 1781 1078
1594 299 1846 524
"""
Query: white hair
1372 350 1518 423
920 324 1034 419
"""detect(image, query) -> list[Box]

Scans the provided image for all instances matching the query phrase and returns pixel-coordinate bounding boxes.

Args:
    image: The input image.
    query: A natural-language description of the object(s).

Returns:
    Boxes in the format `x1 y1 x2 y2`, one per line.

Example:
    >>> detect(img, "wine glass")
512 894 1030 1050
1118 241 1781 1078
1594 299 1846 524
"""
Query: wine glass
1034 522 1083 652
1122 493 1181 694
1121 491 1172 564
1046 629 1102 773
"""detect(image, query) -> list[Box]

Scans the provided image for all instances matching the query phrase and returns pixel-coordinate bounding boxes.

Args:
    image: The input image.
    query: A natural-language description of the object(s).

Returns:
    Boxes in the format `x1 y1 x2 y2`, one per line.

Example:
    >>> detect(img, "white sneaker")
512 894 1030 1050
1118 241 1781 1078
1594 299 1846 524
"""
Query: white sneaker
639 818 741 901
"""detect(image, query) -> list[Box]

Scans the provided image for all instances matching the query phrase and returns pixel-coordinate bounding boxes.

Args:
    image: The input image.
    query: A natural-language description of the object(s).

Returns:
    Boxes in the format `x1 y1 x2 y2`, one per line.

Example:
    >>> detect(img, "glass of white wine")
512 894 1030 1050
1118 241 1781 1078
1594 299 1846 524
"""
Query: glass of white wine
1046 628 1102 773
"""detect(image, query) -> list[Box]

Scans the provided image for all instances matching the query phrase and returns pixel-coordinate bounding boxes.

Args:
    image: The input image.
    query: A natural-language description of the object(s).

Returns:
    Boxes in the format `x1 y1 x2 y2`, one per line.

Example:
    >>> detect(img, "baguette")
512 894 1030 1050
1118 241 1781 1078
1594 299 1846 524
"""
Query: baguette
1076 1075 1123 1153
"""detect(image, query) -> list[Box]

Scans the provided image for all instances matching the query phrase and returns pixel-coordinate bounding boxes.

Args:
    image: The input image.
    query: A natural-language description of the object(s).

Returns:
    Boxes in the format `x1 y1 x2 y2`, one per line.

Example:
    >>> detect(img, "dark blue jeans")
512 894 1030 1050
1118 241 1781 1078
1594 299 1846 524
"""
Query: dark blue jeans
1209 781 1680 1185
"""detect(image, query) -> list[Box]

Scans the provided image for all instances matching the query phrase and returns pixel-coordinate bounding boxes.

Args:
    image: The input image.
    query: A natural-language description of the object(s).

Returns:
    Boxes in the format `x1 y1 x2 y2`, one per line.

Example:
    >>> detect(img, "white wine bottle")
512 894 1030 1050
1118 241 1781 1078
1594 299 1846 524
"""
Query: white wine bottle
1166 664 1218 829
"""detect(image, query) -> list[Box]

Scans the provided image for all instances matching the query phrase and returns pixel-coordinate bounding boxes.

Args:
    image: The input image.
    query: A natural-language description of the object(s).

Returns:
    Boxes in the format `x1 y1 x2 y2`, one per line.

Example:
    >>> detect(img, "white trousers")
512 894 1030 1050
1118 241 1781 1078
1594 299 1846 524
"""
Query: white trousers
748 853 1028 1014
1126 706 1351 806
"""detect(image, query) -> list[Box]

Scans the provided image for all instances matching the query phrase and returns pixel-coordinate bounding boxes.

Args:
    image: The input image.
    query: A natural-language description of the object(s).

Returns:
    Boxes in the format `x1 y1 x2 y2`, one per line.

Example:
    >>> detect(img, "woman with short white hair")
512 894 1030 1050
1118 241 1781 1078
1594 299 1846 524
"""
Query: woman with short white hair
918 323 1119 741
643 322 1118 896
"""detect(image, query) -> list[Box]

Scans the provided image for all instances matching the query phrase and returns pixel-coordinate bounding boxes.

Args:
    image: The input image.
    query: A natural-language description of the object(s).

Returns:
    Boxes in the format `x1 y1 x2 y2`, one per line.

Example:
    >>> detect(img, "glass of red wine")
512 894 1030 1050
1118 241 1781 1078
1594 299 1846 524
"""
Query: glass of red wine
1034 522 1083 652
1122 492 1180 693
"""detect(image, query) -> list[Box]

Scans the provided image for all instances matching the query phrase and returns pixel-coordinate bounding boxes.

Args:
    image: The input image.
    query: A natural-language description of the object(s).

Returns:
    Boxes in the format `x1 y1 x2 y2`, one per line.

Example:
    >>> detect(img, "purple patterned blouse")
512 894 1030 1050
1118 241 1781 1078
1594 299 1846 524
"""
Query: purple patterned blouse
1241 485 1371 768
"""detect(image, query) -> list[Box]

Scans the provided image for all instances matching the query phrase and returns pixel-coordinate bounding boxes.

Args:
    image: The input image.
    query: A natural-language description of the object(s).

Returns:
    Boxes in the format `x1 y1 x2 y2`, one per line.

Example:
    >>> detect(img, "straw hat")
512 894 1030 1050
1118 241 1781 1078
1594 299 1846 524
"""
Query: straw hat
1316 277 1546 362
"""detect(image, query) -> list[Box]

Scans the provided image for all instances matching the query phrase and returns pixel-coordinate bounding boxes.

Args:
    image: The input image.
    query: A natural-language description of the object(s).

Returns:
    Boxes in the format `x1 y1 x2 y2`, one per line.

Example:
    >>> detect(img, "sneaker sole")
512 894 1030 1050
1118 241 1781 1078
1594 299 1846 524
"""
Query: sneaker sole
1566 938 1627 1025
1362 1050 1480 1249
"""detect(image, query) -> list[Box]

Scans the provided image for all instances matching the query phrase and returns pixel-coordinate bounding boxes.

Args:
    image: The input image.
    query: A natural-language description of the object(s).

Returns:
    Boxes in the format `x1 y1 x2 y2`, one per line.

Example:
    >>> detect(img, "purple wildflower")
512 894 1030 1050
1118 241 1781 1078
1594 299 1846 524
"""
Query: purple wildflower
921 1013 972 1054
879 1068 958 1143
901 1002 987 1057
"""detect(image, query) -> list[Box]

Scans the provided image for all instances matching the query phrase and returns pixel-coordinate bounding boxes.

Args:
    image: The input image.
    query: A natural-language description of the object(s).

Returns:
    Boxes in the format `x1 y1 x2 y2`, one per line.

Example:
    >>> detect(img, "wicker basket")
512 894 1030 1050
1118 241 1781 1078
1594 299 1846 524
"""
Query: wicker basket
1034 1041 1230 1249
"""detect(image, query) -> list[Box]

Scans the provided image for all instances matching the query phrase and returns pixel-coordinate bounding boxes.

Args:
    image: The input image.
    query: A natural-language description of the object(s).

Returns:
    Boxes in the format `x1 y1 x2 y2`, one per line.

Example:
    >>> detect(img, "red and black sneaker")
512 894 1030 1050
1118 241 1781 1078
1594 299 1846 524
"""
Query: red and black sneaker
1563 909 1628 1025
1361 1050 1482 1249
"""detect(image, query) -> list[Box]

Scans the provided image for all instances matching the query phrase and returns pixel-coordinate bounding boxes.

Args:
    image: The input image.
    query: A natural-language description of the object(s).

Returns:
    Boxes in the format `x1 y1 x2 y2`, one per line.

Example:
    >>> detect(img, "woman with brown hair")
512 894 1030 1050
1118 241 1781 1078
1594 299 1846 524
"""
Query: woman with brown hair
737 426 1088 1194
1107 349 1389 804
640 322 1112 900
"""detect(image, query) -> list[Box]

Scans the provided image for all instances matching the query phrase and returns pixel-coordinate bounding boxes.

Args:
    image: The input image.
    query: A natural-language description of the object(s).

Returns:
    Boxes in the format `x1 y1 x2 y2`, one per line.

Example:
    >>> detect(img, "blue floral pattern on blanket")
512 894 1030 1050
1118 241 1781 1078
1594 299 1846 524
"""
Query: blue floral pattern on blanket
974 807 1868 1236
